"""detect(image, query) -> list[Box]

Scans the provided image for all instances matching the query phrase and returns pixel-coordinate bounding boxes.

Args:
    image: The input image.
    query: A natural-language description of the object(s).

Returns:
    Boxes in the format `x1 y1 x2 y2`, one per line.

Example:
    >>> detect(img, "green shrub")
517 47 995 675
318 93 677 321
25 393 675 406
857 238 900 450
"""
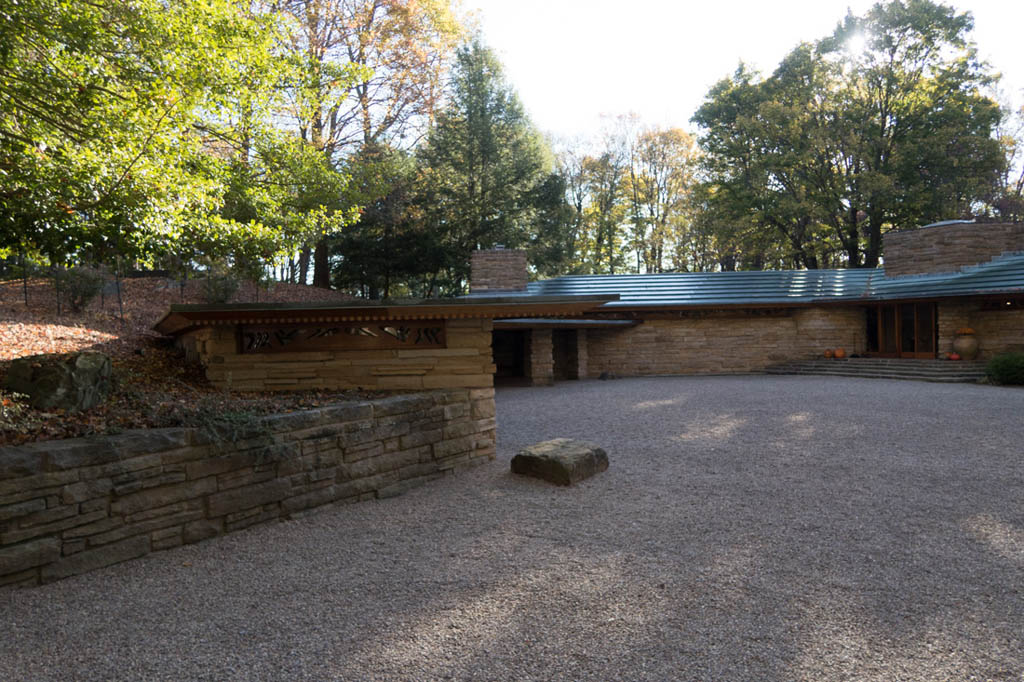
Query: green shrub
59 266 106 312
201 269 240 304
985 352 1024 385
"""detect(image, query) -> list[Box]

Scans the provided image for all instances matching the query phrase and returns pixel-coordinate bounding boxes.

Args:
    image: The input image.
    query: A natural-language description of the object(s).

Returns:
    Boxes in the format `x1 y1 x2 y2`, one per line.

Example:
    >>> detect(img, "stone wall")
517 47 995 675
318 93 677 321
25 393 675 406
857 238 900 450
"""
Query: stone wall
938 303 1024 359
525 329 554 385
180 318 494 392
469 249 528 293
584 307 866 376
883 222 1024 277
0 389 496 589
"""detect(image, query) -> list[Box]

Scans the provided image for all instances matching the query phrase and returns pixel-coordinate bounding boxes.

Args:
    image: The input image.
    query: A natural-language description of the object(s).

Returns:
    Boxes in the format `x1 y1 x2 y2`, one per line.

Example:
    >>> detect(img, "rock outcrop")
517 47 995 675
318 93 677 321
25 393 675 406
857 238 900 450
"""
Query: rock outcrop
4 351 112 412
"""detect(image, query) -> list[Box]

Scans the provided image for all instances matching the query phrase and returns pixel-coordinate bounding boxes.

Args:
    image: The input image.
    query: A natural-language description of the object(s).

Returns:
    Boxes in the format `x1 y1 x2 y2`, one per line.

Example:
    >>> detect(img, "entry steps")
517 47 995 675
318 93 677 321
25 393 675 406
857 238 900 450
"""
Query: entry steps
764 357 987 383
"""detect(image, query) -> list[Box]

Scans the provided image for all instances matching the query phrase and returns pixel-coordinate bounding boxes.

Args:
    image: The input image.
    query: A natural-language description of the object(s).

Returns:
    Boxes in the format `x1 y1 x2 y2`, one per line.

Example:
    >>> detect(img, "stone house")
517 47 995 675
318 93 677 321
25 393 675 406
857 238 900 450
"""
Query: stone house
473 221 1024 385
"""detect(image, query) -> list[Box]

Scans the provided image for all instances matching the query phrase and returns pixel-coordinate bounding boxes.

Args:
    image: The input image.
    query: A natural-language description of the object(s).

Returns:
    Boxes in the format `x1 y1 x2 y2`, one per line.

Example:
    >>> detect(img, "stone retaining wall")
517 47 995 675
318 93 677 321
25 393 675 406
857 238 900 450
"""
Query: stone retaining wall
0 389 496 589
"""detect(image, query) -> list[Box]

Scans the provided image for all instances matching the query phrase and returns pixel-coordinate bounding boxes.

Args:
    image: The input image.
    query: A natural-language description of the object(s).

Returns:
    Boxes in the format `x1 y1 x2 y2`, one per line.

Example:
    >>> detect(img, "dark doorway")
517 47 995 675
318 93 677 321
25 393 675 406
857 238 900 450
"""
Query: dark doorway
866 303 936 358
552 329 577 381
493 330 527 380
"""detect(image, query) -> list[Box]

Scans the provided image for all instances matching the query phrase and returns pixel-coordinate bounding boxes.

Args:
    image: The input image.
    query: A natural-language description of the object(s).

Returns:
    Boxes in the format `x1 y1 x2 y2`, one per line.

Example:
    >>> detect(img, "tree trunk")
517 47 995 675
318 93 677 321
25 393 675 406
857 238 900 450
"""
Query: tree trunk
864 210 884 268
298 246 311 285
312 238 331 288
20 244 28 305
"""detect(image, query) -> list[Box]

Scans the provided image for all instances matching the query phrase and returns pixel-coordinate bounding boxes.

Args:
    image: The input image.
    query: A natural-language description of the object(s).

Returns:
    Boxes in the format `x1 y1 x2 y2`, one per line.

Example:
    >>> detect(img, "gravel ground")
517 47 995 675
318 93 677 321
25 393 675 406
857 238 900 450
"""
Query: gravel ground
2 375 1024 681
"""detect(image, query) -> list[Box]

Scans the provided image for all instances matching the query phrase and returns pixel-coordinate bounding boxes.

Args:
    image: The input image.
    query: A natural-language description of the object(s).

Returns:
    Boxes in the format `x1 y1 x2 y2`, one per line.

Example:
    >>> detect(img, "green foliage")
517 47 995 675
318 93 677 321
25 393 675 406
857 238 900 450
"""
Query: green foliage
0 0 281 267
985 353 1024 385
0 0 364 295
331 144 444 298
58 266 106 312
200 268 241 304
416 39 556 294
693 0 1005 269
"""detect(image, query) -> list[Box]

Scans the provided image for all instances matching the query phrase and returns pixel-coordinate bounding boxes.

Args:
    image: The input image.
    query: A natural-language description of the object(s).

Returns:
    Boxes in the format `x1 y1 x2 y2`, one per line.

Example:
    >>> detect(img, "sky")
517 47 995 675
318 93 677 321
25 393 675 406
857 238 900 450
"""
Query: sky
466 0 1024 141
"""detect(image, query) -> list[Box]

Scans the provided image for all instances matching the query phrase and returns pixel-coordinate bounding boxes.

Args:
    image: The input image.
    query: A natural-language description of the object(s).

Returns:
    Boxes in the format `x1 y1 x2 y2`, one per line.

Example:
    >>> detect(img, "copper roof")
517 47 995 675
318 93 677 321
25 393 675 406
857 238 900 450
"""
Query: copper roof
154 295 617 336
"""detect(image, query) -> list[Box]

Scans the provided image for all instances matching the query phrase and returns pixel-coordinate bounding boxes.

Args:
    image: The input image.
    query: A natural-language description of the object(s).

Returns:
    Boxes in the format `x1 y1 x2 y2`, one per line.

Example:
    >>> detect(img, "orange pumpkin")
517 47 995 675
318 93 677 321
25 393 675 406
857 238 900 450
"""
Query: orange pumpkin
823 349 834 358
834 347 847 359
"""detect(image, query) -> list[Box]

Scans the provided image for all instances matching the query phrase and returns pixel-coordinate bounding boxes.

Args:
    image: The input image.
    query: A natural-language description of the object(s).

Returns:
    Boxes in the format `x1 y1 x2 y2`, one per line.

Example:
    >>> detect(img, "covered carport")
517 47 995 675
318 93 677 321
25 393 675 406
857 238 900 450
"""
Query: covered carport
491 318 639 385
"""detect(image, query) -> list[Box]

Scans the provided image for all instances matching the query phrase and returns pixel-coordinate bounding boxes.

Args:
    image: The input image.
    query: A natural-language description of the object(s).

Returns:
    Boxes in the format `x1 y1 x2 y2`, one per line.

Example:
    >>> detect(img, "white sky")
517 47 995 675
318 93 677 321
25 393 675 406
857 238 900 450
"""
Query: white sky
467 0 1024 140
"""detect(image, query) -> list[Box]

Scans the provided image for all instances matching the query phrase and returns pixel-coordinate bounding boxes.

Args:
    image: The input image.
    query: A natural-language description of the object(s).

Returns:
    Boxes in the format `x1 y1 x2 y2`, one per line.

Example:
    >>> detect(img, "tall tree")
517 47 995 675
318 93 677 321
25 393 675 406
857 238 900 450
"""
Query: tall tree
0 0 275 269
693 0 1005 269
628 127 698 273
984 104 1024 221
819 0 1003 266
275 0 462 287
330 143 442 297
416 39 553 294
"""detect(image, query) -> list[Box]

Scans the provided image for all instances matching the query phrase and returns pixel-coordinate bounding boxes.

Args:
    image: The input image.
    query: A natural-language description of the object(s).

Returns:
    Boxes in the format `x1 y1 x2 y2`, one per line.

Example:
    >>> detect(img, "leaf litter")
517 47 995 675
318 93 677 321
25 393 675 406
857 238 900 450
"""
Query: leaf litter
0 277 387 446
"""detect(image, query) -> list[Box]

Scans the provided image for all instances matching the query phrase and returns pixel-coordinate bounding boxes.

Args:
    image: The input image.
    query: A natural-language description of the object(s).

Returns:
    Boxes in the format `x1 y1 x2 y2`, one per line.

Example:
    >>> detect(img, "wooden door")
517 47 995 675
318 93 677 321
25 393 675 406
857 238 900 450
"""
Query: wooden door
866 303 936 358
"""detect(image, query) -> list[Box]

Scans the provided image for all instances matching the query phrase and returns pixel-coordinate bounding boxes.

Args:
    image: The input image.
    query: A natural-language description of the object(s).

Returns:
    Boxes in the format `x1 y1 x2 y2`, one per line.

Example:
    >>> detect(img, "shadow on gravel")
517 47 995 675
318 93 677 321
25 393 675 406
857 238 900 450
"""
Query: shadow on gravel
1 376 1022 681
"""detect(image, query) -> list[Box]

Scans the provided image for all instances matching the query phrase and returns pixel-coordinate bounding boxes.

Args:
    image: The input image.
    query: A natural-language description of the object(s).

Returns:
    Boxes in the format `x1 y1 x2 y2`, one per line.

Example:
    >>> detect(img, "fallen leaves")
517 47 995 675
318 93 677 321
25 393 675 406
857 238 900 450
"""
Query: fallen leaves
0 276 379 446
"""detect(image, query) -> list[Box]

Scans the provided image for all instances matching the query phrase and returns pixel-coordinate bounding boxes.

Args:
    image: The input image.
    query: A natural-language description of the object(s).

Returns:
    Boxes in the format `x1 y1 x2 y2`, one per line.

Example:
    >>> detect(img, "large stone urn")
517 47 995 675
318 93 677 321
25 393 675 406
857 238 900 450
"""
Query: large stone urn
952 328 979 361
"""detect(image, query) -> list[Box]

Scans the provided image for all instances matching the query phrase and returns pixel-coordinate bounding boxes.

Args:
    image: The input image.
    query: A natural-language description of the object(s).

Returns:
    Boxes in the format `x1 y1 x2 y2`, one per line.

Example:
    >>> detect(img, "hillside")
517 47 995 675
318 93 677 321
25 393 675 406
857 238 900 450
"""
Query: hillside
0 276 377 446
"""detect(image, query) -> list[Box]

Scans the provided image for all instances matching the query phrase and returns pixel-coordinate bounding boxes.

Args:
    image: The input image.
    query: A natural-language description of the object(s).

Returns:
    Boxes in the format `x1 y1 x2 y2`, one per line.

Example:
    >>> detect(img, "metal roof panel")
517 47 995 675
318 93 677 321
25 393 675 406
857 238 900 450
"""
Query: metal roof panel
525 254 1024 307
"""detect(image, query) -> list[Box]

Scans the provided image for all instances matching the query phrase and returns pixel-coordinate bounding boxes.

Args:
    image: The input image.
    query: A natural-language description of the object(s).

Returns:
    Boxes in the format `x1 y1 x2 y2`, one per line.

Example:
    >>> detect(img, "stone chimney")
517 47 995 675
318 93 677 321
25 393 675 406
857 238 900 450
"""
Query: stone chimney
470 247 528 294
883 221 1024 277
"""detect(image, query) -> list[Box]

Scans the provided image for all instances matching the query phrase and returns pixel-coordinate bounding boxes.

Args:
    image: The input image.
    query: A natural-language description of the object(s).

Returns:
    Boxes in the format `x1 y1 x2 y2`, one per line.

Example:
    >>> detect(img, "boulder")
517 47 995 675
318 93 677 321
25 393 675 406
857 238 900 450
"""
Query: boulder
510 438 608 486
4 351 112 412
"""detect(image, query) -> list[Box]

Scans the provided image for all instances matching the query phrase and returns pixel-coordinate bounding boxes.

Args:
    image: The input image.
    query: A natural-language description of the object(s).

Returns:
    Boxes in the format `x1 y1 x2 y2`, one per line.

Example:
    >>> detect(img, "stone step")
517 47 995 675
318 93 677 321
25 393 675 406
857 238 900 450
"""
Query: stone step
764 358 986 383
765 368 983 381
766 364 984 374
765 369 983 381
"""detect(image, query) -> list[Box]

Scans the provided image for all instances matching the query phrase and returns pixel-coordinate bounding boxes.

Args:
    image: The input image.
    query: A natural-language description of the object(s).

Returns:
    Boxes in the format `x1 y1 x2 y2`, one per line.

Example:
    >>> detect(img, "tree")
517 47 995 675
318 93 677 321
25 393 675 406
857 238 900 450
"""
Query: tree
693 62 836 270
275 0 463 287
580 150 629 274
0 0 276 269
525 171 576 279
552 138 589 273
820 0 1003 266
987 104 1024 221
693 0 1005 269
628 127 698 272
331 143 442 297
416 39 553 294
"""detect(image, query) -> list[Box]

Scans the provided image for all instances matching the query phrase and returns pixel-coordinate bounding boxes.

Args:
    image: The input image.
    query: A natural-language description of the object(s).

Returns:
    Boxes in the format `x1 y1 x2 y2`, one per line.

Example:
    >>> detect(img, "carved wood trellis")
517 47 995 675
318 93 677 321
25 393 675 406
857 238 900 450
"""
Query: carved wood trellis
239 321 446 353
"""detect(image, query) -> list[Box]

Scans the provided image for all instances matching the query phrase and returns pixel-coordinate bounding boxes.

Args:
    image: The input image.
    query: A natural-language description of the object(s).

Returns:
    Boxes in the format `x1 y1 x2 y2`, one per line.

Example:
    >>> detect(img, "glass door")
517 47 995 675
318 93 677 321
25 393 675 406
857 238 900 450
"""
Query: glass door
866 303 936 358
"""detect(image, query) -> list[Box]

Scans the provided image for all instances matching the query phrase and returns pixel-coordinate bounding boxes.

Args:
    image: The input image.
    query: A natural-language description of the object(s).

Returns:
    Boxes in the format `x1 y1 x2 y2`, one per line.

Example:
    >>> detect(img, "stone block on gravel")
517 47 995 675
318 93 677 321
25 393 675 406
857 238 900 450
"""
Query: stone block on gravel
510 439 608 486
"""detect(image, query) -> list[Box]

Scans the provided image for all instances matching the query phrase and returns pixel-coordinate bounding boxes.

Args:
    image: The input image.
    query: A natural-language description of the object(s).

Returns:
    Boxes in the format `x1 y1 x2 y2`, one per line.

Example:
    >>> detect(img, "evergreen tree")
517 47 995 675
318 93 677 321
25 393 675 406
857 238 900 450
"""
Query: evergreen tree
416 39 554 294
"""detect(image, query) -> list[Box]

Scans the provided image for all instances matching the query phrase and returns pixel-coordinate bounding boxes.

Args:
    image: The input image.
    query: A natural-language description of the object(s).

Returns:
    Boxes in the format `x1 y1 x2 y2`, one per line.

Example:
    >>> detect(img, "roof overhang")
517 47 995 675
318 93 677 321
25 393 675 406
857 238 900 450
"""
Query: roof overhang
493 318 641 330
153 295 618 337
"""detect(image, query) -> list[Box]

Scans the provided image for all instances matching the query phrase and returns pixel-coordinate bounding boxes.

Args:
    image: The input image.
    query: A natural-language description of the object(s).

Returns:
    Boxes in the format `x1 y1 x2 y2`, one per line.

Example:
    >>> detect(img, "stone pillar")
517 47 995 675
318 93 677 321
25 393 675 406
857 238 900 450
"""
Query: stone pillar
567 329 588 379
526 329 554 386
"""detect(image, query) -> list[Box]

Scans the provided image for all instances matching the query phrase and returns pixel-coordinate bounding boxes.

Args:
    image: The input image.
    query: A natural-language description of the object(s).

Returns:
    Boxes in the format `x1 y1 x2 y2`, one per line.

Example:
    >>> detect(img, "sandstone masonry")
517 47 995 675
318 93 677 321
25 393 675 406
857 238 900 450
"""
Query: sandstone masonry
883 222 1024 277
179 318 495 393
0 389 495 589
469 249 528 293
583 308 866 377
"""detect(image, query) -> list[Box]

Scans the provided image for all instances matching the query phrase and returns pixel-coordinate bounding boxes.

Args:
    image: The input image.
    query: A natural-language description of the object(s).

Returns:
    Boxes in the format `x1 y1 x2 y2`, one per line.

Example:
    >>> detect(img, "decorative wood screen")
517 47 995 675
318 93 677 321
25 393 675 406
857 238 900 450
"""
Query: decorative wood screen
239 321 446 353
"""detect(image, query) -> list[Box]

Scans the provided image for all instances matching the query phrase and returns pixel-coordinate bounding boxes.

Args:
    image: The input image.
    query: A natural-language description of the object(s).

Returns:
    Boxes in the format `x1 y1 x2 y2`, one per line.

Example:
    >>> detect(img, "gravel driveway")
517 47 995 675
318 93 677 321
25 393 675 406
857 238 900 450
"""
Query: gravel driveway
2 376 1023 681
